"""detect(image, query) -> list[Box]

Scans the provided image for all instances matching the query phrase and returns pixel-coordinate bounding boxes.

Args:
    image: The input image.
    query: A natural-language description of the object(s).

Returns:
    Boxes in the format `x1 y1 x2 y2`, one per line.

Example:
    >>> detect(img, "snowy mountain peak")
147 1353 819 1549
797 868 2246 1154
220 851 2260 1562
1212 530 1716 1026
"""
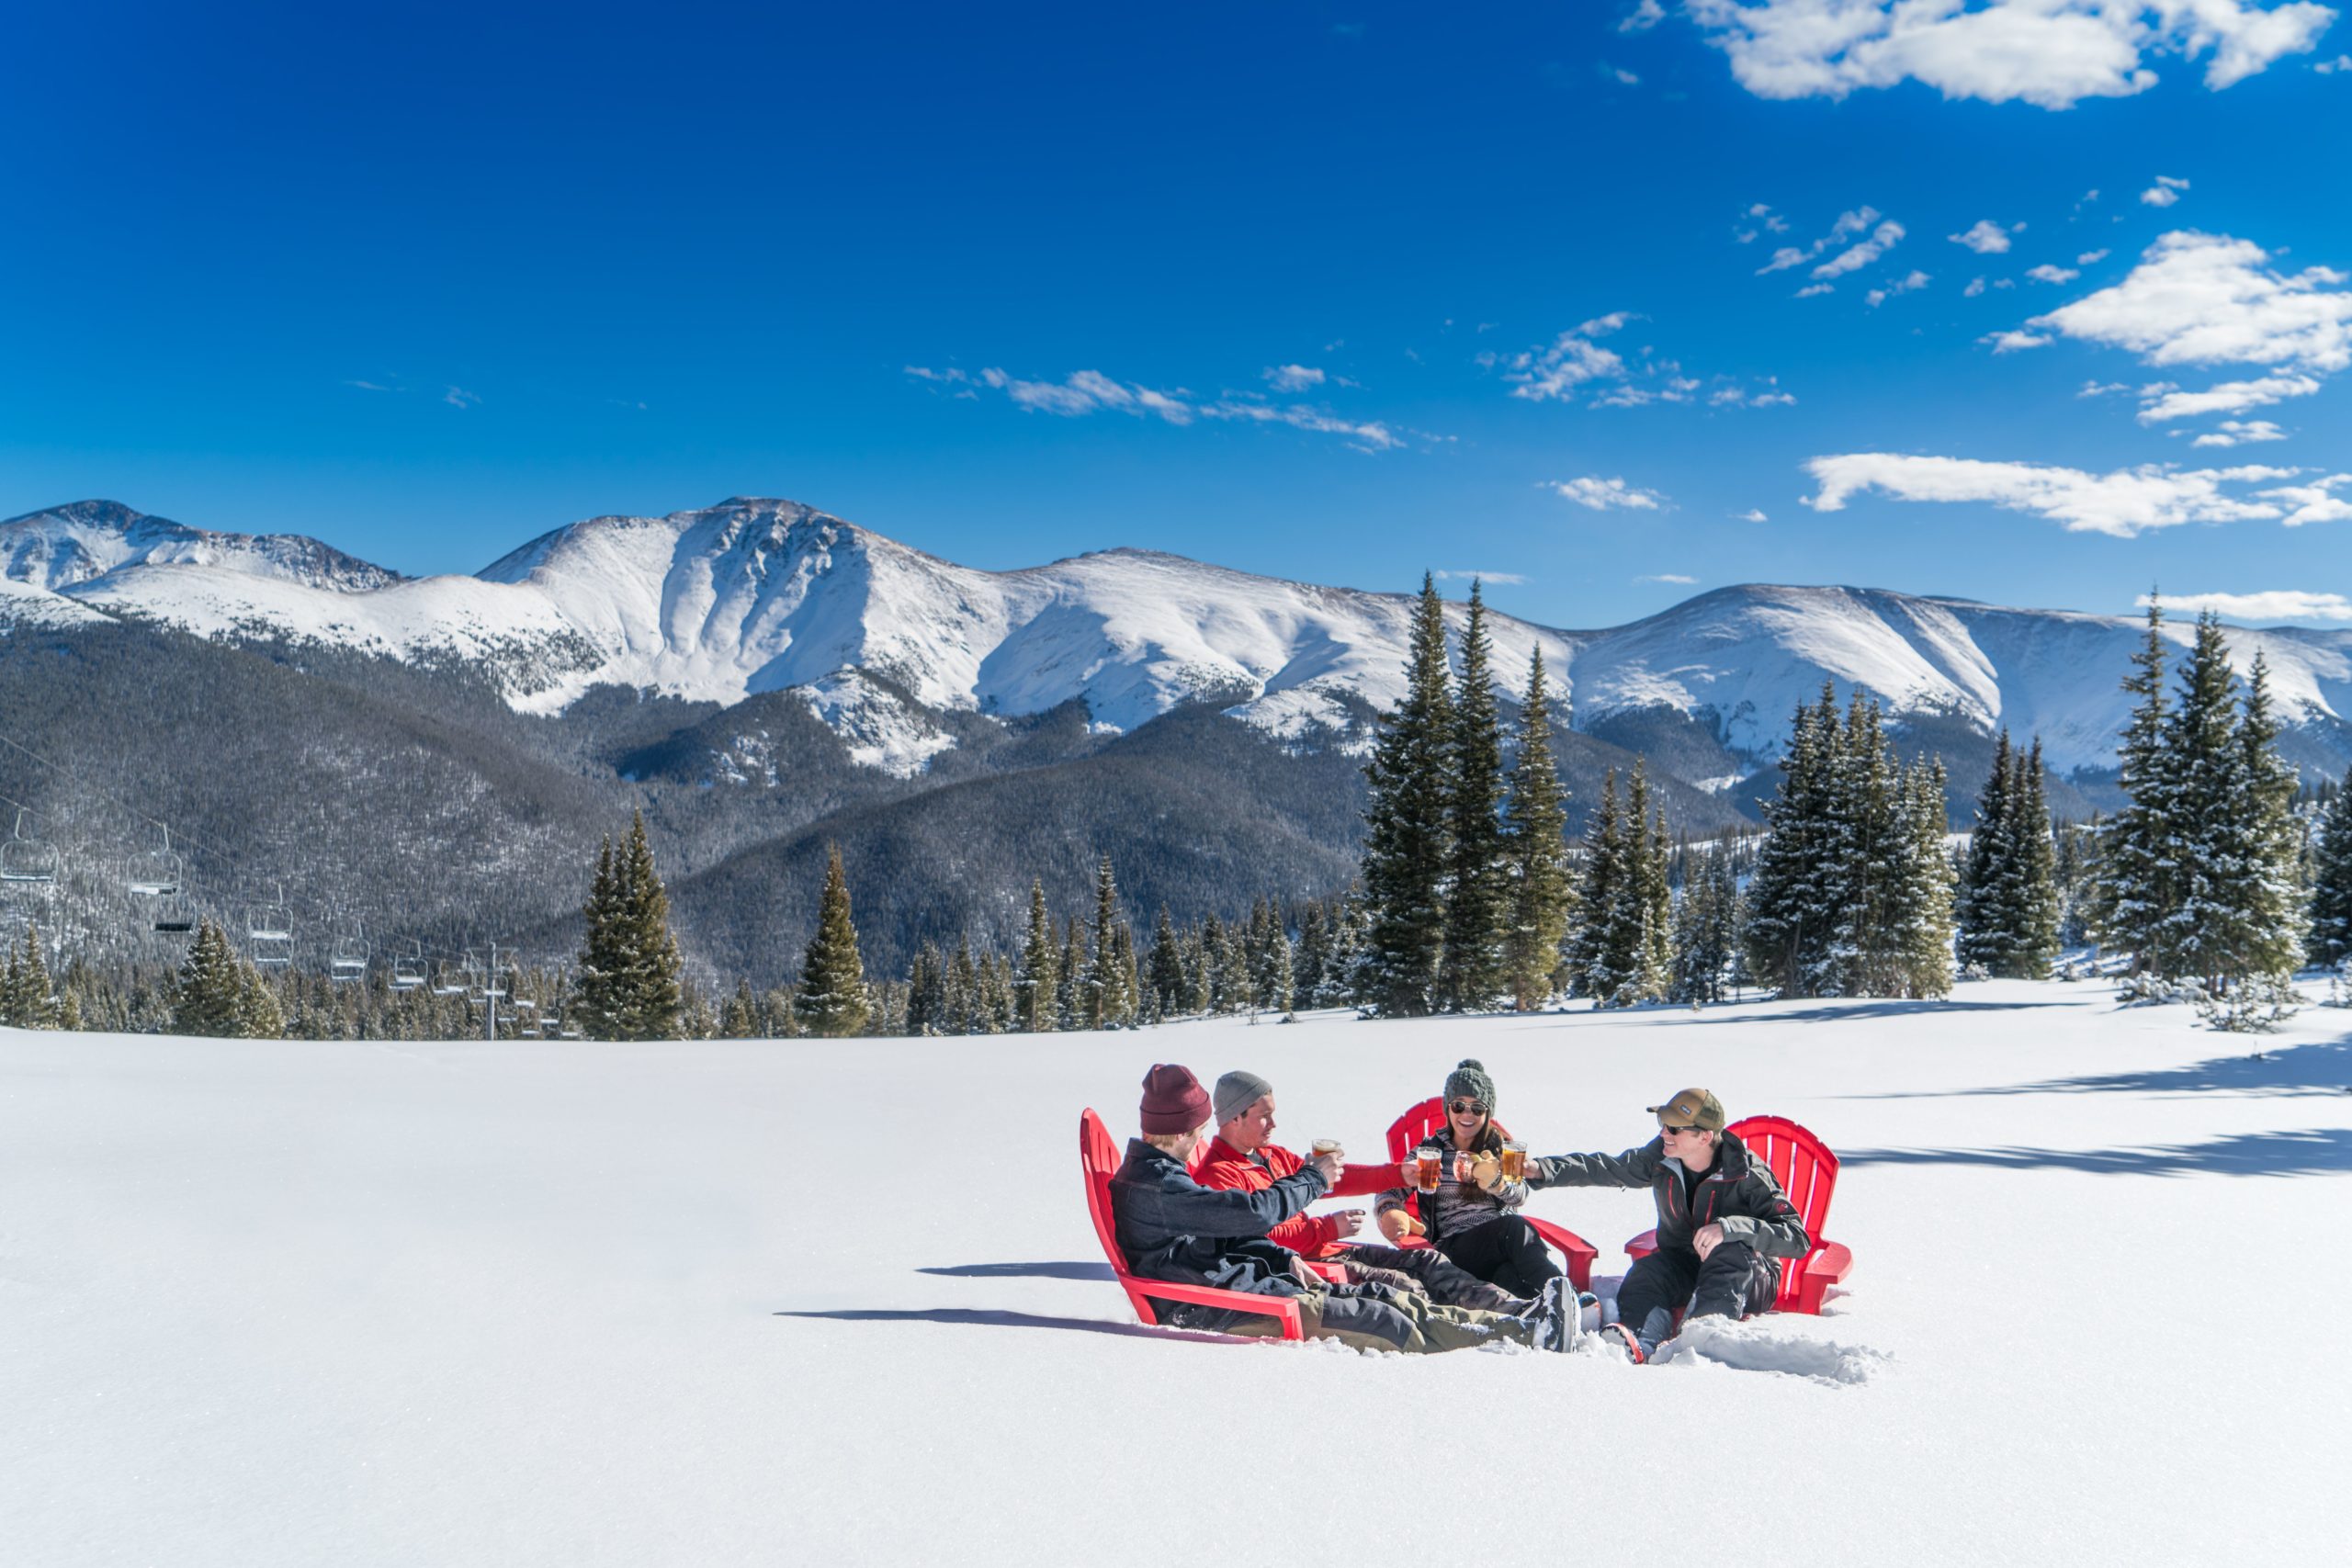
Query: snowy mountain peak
0 500 405 594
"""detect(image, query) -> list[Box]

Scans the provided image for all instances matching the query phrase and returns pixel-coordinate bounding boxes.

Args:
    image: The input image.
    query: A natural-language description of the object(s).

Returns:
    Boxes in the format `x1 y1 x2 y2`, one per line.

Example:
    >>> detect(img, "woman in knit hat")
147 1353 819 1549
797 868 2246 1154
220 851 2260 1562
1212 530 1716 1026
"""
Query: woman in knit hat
1374 1058 1562 1297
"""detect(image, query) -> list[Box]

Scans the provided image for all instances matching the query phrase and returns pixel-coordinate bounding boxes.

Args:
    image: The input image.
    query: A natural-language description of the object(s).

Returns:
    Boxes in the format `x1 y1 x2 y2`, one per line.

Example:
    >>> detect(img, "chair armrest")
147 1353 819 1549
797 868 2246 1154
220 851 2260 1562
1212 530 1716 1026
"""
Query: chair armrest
1792 1240 1852 1315
1523 1216 1599 1292
1624 1227 1658 1261
1126 1276 1305 1339
1302 1259 1350 1284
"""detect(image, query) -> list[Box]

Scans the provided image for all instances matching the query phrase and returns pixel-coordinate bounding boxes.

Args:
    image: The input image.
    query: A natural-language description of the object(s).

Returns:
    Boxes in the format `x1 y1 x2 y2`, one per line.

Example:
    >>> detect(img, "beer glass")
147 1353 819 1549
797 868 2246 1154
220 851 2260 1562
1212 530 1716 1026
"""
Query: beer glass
1500 1140 1527 1182
1311 1138 1343 1161
1414 1143 1442 1193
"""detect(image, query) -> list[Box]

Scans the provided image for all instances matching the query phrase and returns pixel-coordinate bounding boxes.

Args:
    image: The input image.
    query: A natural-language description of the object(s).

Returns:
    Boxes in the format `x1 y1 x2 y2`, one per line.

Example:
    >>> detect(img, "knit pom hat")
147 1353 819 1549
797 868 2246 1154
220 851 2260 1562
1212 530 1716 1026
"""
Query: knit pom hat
1139 1063 1212 1134
1443 1058 1497 1114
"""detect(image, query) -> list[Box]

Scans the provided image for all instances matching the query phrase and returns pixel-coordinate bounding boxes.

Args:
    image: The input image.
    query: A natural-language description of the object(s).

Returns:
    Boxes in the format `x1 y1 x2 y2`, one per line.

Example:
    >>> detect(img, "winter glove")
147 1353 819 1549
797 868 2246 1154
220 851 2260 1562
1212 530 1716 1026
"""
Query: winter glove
1377 1209 1424 1244
1469 1151 1504 1193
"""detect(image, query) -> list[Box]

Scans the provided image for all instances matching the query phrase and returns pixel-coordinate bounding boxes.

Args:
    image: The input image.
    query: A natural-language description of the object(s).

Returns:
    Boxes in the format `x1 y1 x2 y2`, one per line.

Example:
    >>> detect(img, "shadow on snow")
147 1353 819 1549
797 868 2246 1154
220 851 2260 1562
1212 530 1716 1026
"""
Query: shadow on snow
773 1307 1243 1342
916 1260 1117 1281
1843 1126 2352 1179
1849 1038 2352 1102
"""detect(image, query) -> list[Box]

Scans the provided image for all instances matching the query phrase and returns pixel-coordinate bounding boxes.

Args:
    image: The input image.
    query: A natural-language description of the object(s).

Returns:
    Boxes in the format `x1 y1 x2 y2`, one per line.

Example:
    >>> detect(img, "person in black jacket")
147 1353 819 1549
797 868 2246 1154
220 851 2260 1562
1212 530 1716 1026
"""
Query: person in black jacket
1530 1087 1809 1362
1108 1064 1576 1354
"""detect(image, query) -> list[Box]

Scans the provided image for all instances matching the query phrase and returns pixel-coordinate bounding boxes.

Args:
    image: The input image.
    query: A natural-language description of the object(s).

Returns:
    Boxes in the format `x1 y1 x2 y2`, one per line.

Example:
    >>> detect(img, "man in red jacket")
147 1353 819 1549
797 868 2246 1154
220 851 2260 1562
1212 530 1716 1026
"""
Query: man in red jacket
1192 1070 1532 1313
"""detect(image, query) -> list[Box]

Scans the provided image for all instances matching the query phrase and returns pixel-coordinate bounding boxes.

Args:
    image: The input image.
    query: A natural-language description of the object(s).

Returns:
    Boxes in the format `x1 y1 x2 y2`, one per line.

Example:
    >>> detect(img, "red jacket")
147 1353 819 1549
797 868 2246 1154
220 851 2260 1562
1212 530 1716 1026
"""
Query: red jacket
1193 1134 1396 1257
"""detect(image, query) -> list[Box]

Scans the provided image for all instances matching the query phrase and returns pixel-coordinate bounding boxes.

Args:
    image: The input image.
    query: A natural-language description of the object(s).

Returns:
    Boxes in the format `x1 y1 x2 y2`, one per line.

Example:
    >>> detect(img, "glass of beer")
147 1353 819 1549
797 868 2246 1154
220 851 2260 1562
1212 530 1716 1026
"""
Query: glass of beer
1500 1140 1527 1182
1311 1138 1342 1162
1414 1143 1442 1192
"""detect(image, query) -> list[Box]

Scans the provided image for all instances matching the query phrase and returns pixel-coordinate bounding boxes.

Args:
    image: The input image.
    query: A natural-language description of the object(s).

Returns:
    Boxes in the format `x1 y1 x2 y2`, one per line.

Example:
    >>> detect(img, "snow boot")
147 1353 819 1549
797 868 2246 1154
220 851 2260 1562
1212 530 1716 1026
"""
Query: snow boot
1521 1277 1573 1352
1598 1322 1646 1364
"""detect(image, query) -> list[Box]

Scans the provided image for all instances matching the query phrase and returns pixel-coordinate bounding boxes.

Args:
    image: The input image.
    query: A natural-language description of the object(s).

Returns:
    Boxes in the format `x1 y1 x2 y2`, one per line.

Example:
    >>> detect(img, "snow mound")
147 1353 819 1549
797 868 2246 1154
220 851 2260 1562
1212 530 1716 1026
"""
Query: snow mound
1649 1315 1892 1385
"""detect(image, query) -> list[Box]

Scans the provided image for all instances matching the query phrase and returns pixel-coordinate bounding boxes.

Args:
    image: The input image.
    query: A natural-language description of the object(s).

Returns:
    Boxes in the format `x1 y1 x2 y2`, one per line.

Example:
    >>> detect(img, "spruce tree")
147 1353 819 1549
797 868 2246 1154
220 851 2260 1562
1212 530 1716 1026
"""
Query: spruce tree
573 836 628 1037
1148 905 1184 1016
2312 767 2352 969
1360 573 1455 1015
796 844 870 1037
173 919 246 1037
1502 648 1574 1011
1565 770 1623 998
2093 598 2179 976
1293 902 1330 1009
1437 581 1510 1011
2010 739 2063 976
1669 847 1738 1004
1955 729 2018 973
1084 856 1131 1028
1745 689 1838 996
1894 759 1958 998
1016 879 1059 1032
237 965 285 1038
1057 918 1086 1030
2230 651 2306 986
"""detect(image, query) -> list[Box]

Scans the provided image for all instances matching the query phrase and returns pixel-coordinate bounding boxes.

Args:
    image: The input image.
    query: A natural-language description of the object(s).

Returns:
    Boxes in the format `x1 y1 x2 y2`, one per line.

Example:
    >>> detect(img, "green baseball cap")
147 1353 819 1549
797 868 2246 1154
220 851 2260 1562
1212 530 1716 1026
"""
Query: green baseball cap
1647 1087 1725 1132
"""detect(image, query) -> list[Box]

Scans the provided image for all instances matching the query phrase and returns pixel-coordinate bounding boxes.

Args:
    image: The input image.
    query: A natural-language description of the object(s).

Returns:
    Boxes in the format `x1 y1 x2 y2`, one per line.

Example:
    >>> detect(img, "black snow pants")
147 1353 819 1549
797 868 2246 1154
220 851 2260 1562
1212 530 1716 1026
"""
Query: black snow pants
1432 1214 1563 1299
1331 1241 1529 1313
1615 1241 1778 1340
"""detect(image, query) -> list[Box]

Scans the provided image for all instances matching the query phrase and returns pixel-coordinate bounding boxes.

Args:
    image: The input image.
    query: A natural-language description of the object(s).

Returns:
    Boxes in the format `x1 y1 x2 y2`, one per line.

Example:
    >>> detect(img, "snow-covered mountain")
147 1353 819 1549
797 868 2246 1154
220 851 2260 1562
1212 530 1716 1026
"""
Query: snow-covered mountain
6 496 2349 781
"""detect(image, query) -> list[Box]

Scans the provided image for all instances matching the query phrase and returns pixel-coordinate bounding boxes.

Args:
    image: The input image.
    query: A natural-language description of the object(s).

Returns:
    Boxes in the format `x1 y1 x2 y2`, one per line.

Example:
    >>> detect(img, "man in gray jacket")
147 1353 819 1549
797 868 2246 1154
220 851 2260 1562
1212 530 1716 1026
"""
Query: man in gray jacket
1530 1087 1809 1362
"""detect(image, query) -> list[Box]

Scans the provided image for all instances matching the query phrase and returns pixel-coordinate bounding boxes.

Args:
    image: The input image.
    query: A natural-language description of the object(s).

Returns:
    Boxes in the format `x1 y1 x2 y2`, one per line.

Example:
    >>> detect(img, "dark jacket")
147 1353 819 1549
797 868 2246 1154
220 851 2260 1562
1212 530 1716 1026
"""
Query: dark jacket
1109 1137 1330 1329
1530 1131 1810 1259
1374 1121 1528 1245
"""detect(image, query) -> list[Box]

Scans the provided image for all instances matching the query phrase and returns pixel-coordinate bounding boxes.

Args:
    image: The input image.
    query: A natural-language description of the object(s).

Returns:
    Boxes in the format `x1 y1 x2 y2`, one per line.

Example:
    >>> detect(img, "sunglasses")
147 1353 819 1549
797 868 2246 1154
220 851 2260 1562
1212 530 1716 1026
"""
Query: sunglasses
1659 1122 1706 1136
1448 1100 1488 1116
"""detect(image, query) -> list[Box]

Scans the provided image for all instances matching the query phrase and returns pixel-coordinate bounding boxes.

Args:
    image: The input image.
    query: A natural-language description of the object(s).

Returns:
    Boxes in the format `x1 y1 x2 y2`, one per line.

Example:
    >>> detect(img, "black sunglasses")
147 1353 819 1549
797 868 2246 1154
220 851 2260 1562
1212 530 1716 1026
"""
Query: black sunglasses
1447 1099 1487 1116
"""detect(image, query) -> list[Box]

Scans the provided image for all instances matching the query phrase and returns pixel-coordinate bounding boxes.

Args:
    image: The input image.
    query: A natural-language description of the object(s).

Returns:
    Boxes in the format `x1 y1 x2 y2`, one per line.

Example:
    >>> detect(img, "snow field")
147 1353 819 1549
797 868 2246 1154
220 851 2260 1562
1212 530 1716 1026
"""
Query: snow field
3 983 2347 1565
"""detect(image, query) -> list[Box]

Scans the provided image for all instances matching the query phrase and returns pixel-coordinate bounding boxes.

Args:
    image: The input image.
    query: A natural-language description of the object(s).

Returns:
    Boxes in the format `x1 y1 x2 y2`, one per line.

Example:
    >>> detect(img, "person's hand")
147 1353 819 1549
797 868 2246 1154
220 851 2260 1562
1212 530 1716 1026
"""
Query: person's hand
1291 1254 1323 1288
1377 1209 1421 1245
1469 1152 1503 1192
1328 1208 1364 1240
1396 1159 1420 1190
1693 1222 1725 1260
1309 1150 1344 1186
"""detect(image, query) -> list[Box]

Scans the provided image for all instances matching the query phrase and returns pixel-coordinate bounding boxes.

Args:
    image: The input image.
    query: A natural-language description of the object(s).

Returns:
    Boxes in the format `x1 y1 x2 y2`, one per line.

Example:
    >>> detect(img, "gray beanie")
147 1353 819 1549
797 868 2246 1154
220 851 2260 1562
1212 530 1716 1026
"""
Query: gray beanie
1444 1059 1497 1114
1214 1069 1273 1127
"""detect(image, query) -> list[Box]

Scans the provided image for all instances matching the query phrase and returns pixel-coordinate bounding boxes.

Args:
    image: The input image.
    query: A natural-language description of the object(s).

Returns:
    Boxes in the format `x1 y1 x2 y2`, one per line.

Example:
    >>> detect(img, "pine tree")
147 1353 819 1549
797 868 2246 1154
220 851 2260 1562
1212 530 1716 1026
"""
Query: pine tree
2093 597 2180 976
1057 918 1086 1030
720 978 759 1038
2010 739 2063 976
1293 902 1330 1009
1016 879 1059 1032
1502 648 1574 1011
1360 572 1455 1015
2312 766 2352 969
1148 905 1185 1016
2163 613 2256 990
1564 770 1623 998
1669 847 1738 1004
796 844 869 1037
173 919 246 1037
573 813 686 1041
573 835 628 1037
2230 651 2306 986
1955 729 2018 973
237 964 285 1038
1437 581 1510 1011
1084 856 1131 1028
1745 687 1840 996
1893 759 1957 998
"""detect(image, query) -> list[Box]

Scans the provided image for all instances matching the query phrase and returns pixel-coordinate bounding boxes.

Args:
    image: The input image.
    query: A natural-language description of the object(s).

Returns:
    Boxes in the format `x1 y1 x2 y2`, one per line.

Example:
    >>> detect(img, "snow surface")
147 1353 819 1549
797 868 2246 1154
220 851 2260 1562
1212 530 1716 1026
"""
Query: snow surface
5 981 2346 1564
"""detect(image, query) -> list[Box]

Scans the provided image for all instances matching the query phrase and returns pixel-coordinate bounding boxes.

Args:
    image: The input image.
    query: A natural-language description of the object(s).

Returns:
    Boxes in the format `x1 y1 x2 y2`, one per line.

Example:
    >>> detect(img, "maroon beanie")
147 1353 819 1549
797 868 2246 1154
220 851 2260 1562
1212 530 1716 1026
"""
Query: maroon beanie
1138 1064 1211 1134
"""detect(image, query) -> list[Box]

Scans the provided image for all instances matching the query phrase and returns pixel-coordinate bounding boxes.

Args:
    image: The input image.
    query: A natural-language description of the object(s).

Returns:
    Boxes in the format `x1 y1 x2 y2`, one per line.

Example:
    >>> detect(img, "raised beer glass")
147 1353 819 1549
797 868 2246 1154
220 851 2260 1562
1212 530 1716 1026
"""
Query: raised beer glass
1500 1141 1526 1182
1414 1143 1442 1193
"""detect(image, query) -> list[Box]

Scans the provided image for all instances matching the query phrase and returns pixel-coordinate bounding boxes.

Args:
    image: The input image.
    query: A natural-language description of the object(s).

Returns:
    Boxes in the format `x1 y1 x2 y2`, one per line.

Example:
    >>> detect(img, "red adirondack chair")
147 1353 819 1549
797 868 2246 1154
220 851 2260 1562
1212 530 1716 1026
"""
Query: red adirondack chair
1622 1114 1853 1314
1383 1097 1599 1291
1080 1109 1340 1340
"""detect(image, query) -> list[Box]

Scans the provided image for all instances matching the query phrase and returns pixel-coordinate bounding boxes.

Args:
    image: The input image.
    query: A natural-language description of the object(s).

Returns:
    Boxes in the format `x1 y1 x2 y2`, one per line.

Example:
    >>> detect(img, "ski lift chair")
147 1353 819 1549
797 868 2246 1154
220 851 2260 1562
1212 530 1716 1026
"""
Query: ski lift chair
247 886 295 967
390 942 427 993
152 890 197 935
329 919 369 983
432 952 477 997
0 810 61 885
127 829 184 898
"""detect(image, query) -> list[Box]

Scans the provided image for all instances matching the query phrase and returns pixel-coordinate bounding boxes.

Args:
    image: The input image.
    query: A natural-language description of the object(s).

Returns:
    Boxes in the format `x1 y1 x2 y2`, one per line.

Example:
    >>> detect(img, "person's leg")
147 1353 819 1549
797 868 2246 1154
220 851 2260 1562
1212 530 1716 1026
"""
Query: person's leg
1612 1249 1699 1356
1298 1289 1432 1353
1340 1242 1527 1313
1483 1215 1564 1297
1688 1242 1775 1321
1385 1291 1536 1353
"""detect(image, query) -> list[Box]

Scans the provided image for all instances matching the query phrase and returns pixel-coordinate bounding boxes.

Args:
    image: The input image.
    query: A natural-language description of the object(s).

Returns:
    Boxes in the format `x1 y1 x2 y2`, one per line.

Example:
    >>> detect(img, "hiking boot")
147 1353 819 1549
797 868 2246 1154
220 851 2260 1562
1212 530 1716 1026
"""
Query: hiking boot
1521 1277 1572 1352
1599 1321 1646 1363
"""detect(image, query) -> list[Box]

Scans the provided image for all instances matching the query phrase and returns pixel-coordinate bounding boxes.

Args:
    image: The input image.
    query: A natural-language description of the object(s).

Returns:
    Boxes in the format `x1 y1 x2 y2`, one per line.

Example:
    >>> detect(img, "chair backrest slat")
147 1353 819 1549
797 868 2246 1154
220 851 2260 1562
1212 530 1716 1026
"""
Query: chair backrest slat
1080 1110 1134 1274
1727 1114 1839 1307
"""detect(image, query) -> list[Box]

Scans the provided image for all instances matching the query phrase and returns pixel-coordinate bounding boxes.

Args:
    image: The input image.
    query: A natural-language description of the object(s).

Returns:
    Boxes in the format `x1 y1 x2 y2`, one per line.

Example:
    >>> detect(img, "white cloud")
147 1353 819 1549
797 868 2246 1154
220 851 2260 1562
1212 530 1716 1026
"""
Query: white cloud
1803 452 2309 536
1547 476 1668 511
443 387 480 409
1622 0 1667 32
2141 175 2191 206
1432 570 1531 584
1637 573 1699 584
345 378 394 392
2317 52 2352 69
1814 220 1905 278
1964 276 1987 298
2077 248 2110 265
2027 264 2081 284
2257 472 2352 525
1686 2 2337 109
1498 313 1630 400
2079 379 2133 397
1738 202 1792 240
2148 589 2352 621
1986 329 2053 353
1603 62 1643 85
1497 318 1787 409
1758 207 1881 273
917 364 1433 450
2028 231 2352 372
1735 508 1770 522
2136 371 2323 421
1201 400 1407 450
1264 364 1327 391
1950 220 2015 254
1796 282 1837 298
1867 269 1932 307
2190 419 2289 446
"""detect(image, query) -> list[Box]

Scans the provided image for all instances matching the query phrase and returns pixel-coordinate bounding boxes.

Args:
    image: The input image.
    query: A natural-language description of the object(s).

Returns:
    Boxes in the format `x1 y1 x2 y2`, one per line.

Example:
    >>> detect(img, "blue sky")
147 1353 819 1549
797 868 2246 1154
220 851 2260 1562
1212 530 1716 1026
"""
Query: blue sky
5 1 2349 630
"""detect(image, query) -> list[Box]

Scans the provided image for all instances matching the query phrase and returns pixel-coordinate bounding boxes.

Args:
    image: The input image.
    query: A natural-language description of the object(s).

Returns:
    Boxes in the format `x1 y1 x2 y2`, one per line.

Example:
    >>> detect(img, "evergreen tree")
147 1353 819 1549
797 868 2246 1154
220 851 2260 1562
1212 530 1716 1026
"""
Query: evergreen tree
1745 687 1839 996
2312 767 2352 969
2093 598 2180 976
1502 648 1574 1011
1148 905 1185 1016
1437 581 1510 1011
1564 770 1623 998
1016 879 1059 1032
236 964 285 1038
2226 651 2305 987
2163 612 2249 989
796 844 870 1037
1084 856 1132 1028
1893 759 1958 998
173 919 246 1036
1359 573 1455 1015
1057 918 1086 1030
1955 729 2018 972
1293 902 1330 1010
574 813 685 1041
1668 847 1738 1004
2011 739 2064 976
720 978 759 1038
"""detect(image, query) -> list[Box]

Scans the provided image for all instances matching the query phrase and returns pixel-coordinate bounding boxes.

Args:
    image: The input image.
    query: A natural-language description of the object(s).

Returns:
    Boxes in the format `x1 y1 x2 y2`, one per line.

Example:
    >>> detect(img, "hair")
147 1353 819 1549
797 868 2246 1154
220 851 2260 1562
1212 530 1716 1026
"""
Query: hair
1143 1128 1201 1156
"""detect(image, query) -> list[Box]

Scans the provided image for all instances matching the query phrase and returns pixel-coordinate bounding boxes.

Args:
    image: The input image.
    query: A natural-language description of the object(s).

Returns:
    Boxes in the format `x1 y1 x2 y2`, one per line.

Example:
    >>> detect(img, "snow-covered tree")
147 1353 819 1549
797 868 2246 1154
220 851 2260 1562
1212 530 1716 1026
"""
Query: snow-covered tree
1016 878 1058 1032
1957 732 2062 978
1563 769 1622 998
1438 581 1510 1011
1084 856 1134 1027
172 919 246 1037
1745 686 1838 995
575 812 684 1041
2092 599 2179 976
1668 845 1739 1004
2311 767 2352 969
